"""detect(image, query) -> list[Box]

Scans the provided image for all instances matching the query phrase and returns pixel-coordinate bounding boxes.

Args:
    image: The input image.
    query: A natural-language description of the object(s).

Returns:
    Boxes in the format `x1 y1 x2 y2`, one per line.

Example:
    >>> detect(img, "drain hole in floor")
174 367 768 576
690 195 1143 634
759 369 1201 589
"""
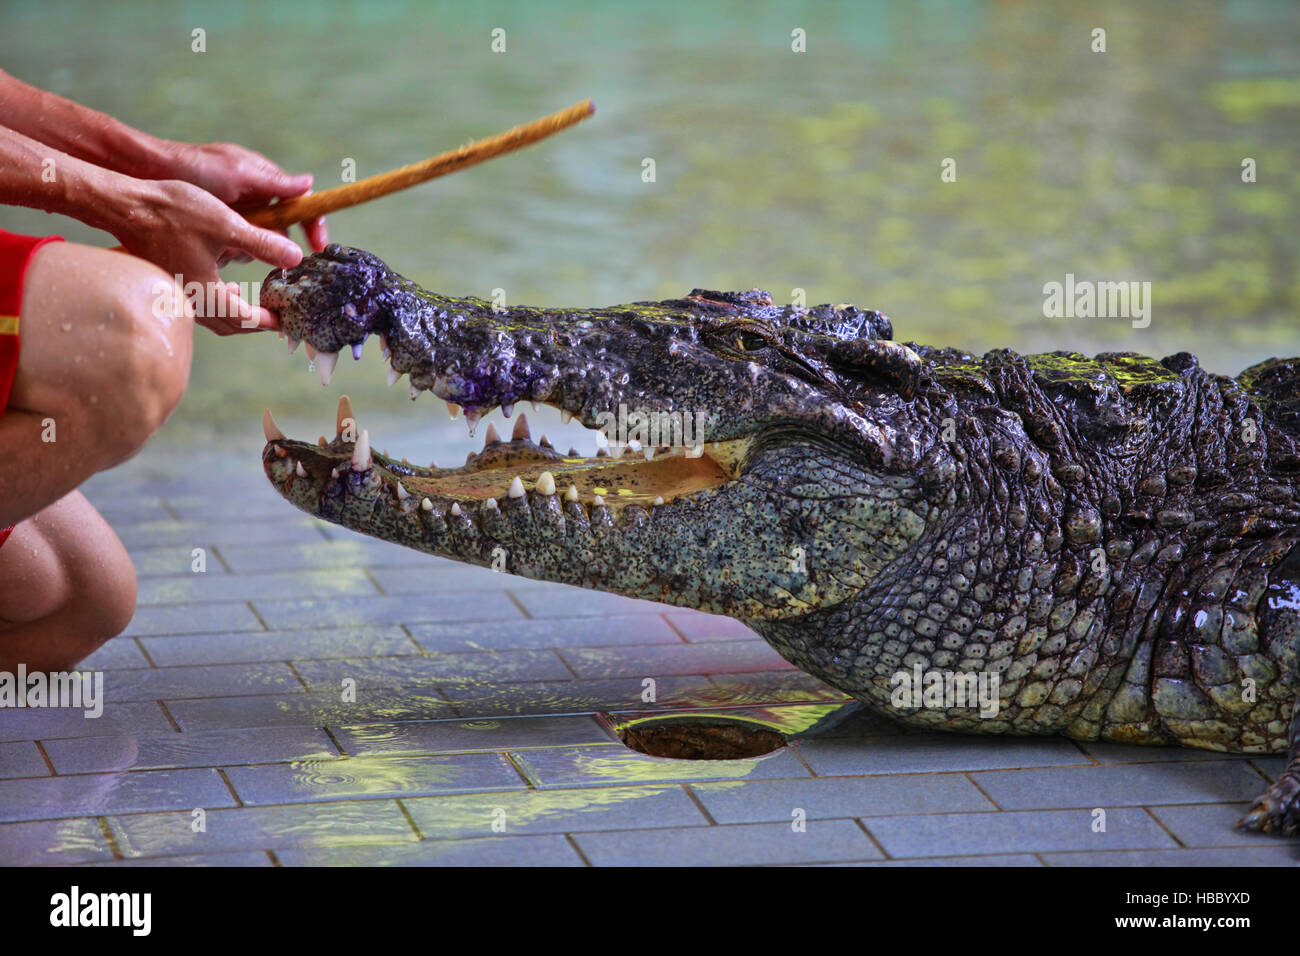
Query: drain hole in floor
618 717 786 760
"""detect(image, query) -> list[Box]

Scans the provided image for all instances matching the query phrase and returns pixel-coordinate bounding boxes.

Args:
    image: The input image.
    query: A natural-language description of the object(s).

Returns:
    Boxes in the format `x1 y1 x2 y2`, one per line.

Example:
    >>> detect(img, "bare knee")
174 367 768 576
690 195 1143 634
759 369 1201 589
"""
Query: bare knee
16 245 195 469
0 493 136 670
109 264 194 458
85 259 195 465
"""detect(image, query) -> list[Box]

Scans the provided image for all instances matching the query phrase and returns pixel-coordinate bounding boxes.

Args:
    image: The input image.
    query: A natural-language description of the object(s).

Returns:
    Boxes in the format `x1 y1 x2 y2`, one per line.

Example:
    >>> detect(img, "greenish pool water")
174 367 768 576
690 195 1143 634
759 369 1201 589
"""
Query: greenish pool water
2 0 1297 458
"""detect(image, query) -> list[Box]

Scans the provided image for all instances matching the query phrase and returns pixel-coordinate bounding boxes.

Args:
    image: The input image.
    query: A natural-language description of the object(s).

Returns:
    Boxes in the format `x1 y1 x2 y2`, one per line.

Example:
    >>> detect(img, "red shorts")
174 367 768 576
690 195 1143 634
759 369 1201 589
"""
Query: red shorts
0 227 65 549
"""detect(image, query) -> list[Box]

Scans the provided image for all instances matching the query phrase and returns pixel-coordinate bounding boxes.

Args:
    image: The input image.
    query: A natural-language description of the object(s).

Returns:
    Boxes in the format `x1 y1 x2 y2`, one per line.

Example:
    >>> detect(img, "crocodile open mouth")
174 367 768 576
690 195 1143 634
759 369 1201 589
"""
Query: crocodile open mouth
262 395 751 514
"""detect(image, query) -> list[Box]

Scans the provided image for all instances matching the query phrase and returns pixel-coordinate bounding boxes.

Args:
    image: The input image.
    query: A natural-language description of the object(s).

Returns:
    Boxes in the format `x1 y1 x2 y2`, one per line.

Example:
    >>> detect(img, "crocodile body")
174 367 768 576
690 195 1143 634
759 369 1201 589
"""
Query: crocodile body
260 245 1300 834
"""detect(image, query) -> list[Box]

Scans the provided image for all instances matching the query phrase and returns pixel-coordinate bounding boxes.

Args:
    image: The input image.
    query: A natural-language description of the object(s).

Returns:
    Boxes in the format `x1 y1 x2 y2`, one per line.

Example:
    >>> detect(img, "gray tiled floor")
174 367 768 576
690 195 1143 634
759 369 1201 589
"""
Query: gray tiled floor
2 439 1299 866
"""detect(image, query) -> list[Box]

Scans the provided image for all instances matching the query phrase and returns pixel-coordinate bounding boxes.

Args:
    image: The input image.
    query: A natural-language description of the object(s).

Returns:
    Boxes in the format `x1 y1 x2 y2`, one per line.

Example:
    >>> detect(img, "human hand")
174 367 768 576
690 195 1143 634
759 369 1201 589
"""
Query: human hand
167 141 328 255
107 177 304 335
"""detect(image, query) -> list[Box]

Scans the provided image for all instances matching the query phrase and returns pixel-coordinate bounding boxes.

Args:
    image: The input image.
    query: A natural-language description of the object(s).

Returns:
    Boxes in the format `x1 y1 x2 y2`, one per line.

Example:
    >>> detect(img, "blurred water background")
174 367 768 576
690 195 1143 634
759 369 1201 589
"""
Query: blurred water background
2 0 1297 466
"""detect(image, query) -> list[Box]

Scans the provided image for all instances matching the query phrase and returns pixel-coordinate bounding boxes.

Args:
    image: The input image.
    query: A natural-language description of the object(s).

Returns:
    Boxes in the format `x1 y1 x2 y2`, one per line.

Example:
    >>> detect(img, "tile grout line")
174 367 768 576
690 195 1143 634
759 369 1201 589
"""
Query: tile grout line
96 816 126 861
503 589 534 620
33 740 58 776
398 623 425 653
681 784 718 825
553 648 583 681
321 725 349 757
1143 804 1187 848
502 751 540 789
852 817 893 860
246 600 272 631
395 798 425 840
658 612 691 645
156 700 183 733
208 543 234 573
963 771 1005 810
216 768 245 808
283 661 313 692
564 833 594 866
132 637 159 669
362 567 387 596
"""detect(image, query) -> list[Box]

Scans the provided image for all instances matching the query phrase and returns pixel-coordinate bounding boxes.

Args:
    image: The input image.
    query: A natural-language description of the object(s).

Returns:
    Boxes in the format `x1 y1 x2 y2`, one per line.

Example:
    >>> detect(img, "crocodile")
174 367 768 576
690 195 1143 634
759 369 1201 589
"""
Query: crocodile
260 244 1300 834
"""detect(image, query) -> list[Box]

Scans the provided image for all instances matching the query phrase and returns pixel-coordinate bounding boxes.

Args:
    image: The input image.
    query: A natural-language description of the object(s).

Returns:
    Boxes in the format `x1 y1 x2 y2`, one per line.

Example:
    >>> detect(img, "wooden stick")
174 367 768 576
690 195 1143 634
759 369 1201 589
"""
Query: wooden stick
247 98 595 230
110 99 594 250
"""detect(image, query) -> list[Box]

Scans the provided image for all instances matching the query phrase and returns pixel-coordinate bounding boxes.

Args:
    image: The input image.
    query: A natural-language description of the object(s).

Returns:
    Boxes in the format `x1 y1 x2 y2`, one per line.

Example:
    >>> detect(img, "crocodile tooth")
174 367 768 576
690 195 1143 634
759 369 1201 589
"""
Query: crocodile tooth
351 342 365 360
379 335 389 359
653 495 664 506
330 467 339 479
560 410 573 424
484 496 500 511
429 458 438 469
512 415 531 442
445 401 461 420
351 429 371 471
484 423 502 446
410 385 421 401
395 481 410 501
421 497 433 511
295 461 307 478
626 439 642 454
501 403 514 418
565 484 579 502
262 408 285 442
508 476 526 498
465 408 484 435
317 351 339 386
317 436 328 446
387 367 402 387
336 395 354 436
596 448 608 458
531 402 540 412
539 434 553 449
287 336 301 354
592 494 606 507
450 502 462 516
536 471 556 495
568 447 579 457
305 342 317 361
643 445 655 462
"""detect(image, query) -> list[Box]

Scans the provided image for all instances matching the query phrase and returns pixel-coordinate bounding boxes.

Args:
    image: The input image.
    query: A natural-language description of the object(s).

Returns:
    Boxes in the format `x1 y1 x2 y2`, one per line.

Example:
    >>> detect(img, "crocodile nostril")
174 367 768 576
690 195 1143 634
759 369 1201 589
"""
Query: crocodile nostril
615 715 786 760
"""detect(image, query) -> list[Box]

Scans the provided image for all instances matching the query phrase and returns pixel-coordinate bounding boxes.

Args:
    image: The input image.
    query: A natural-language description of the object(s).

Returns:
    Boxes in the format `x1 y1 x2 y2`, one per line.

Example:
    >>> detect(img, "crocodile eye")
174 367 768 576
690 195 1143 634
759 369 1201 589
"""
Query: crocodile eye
718 330 770 354
706 324 774 359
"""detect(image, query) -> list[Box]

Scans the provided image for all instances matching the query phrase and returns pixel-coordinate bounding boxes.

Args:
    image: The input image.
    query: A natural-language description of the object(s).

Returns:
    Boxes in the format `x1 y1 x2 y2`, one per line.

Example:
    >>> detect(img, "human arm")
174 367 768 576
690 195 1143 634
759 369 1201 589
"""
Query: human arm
0 121 302 333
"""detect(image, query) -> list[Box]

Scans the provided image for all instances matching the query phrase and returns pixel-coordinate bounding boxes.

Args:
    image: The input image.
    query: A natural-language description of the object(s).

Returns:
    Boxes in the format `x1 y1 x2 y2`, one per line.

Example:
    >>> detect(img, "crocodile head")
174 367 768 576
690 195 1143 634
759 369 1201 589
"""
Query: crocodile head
260 244 959 621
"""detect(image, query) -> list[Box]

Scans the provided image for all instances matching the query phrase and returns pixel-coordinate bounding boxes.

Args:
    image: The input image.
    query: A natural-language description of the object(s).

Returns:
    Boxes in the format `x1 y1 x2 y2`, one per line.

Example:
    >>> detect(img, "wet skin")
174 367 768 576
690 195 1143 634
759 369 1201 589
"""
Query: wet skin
261 245 1300 835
